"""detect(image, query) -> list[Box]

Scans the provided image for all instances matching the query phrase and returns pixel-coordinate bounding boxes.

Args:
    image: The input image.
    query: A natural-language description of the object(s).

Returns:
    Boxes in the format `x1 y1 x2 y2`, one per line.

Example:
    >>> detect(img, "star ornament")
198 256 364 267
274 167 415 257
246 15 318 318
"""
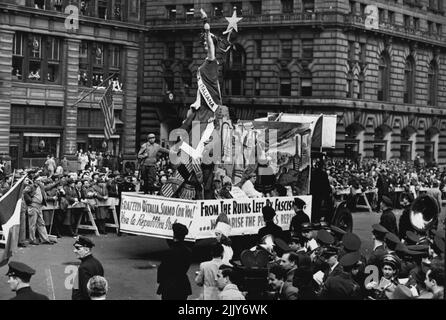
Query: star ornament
224 10 243 34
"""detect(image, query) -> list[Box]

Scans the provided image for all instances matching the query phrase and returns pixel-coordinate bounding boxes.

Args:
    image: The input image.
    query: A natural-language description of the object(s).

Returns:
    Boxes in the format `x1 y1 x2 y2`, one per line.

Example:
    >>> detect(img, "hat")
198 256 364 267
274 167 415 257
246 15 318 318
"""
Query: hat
148 133 156 139
215 221 231 238
293 198 306 208
382 195 393 208
301 222 313 232
339 251 361 268
381 254 401 270
385 233 401 246
87 276 109 297
317 229 335 246
372 223 389 234
74 235 95 248
262 206 276 220
341 232 361 252
6 261 36 280
172 222 188 239
405 231 420 245
389 284 414 300
330 225 347 238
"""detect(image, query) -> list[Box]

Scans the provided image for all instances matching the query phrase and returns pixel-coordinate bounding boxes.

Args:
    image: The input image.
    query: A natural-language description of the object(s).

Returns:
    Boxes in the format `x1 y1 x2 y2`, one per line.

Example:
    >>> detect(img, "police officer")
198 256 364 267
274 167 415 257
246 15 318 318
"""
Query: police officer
289 198 310 238
72 236 104 300
137 133 170 194
6 261 49 300
258 206 284 241
367 223 389 266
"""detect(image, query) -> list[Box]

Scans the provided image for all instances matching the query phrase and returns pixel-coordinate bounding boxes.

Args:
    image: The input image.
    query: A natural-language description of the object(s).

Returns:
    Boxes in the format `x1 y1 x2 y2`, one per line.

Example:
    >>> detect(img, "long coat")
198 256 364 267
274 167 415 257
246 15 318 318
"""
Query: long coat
380 208 398 236
157 241 192 299
72 254 104 300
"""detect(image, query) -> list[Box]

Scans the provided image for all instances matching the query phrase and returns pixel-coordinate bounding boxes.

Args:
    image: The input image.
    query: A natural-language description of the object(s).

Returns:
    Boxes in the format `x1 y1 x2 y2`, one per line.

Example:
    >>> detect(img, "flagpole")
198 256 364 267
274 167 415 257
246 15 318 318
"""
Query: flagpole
70 72 117 108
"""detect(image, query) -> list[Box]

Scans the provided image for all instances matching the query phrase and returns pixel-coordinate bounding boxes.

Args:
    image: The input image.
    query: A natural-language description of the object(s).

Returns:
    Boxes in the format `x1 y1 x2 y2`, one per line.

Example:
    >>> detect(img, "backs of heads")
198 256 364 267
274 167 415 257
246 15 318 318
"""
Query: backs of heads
87 276 108 298
219 265 241 285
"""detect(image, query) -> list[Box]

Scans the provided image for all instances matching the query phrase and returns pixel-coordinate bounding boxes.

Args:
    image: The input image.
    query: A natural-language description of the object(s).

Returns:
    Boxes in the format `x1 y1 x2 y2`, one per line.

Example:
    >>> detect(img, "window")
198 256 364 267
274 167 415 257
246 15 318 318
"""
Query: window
358 72 365 99
166 5 176 19
77 109 105 128
358 43 366 62
34 0 45 9
404 57 415 104
166 42 175 59
11 106 62 127
302 39 313 60
254 77 260 96
224 44 246 95
373 143 386 161
183 42 193 60
378 9 385 23
24 136 60 158
377 52 390 101
255 40 262 58
78 41 123 88
12 33 24 81
113 0 123 20
348 41 355 61
231 2 243 16
414 17 420 30
400 144 412 162
428 21 434 34
98 0 108 19
346 71 354 98
301 70 312 96
164 69 174 92
184 4 194 19
403 15 411 28
128 0 140 20
28 35 42 82
279 70 291 96
302 0 315 13
250 1 262 15
213 3 223 17
436 23 442 35
427 61 438 106
281 39 292 59
350 1 356 14
281 0 293 14
47 37 60 83
388 11 395 24
181 69 193 94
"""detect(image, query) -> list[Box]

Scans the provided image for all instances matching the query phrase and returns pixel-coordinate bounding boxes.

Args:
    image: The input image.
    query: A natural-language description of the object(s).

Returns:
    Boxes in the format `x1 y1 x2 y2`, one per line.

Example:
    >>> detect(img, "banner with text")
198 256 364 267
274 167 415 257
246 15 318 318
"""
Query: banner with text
193 196 312 239
119 193 198 241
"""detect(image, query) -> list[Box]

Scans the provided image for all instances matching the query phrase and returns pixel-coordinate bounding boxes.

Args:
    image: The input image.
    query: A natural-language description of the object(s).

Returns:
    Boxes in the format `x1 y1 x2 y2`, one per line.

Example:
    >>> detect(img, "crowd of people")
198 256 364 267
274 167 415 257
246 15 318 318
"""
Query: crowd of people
158 196 444 301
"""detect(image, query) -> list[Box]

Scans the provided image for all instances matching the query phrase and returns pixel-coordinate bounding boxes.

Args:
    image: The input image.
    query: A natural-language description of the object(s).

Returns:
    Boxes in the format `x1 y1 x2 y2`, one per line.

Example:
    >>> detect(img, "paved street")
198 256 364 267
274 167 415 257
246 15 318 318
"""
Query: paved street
1 207 444 300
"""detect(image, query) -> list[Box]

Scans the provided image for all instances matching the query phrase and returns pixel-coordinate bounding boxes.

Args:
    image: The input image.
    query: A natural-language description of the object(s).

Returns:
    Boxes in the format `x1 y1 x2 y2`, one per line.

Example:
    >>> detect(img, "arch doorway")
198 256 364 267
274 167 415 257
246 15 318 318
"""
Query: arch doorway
425 127 439 165
344 123 365 161
374 125 392 160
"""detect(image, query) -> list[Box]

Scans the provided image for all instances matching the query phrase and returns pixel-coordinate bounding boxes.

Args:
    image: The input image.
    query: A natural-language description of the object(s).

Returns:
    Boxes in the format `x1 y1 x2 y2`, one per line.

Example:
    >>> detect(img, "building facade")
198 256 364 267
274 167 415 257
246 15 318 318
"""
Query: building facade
0 0 146 169
140 0 446 165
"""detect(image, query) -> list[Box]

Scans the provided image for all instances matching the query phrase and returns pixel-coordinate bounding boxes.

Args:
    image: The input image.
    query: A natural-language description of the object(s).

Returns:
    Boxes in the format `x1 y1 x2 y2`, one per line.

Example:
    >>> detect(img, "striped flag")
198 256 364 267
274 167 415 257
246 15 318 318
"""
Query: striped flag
0 175 26 267
99 84 115 140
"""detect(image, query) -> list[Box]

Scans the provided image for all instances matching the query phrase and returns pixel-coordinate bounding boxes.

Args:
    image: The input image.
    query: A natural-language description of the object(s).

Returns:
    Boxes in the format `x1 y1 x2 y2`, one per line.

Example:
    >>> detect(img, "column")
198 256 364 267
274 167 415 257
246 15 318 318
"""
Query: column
0 30 14 156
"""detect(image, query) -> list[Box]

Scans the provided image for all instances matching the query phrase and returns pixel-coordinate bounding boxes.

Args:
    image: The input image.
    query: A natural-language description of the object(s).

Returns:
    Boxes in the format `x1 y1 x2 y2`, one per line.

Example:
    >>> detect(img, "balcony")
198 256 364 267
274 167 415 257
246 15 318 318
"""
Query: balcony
344 14 446 47
147 12 338 31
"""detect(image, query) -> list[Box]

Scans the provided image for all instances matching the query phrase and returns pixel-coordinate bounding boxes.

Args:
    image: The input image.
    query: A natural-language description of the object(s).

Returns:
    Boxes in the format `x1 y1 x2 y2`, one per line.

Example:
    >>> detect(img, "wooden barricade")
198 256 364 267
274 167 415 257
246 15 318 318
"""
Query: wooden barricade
104 197 120 234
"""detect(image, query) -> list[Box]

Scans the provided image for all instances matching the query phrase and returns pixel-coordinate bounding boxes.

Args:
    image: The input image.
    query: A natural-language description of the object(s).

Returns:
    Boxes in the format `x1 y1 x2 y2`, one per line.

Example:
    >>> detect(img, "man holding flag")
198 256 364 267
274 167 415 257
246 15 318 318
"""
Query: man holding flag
0 174 27 267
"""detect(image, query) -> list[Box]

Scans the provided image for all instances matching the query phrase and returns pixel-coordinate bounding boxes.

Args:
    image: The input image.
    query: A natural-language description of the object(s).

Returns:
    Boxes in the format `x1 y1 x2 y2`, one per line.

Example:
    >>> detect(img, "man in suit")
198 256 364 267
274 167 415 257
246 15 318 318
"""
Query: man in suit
157 223 192 300
289 197 310 238
279 252 299 284
380 195 398 236
267 265 298 300
319 251 362 300
195 243 224 300
6 261 49 300
72 236 104 300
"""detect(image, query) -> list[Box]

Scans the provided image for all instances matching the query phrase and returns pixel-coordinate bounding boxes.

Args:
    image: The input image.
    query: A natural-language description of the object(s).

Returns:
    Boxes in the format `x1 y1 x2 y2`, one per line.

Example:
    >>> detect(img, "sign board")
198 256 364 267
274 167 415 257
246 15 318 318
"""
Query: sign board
120 193 312 240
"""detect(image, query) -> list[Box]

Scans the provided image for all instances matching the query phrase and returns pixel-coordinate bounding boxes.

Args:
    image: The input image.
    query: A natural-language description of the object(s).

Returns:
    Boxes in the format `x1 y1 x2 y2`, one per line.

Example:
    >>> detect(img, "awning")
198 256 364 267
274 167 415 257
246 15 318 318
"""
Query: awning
23 133 61 137
88 134 120 139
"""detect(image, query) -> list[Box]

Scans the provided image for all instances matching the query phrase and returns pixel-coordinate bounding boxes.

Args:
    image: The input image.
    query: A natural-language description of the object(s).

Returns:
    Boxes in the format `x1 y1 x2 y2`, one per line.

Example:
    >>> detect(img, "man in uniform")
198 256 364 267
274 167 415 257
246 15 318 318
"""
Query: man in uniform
72 236 104 300
380 195 398 236
6 261 49 300
157 223 192 300
137 133 170 194
367 223 389 266
289 197 310 238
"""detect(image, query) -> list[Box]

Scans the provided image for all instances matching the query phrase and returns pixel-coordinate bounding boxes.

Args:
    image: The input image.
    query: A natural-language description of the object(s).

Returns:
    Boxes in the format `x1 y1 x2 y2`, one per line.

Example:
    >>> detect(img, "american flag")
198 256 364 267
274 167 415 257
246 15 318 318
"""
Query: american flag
99 85 115 140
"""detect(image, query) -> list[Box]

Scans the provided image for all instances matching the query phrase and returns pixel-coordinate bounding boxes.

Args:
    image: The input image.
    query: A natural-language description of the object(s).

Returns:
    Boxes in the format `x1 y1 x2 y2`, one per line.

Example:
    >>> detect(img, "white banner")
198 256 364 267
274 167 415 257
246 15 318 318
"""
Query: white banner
119 193 198 241
120 193 312 240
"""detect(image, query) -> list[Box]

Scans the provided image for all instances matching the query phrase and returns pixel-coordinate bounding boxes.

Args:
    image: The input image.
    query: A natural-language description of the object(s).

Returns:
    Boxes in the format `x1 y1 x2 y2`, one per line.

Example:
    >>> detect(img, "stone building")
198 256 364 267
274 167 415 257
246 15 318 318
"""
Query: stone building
140 0 446 165
0 0 146 169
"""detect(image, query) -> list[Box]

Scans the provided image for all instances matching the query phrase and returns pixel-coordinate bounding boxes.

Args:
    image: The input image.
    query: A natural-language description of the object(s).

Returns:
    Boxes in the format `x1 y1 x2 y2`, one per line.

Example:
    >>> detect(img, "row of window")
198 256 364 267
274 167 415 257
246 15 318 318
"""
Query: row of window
11 33 124 89
351 1 443 36
164 0 315 19
164 39 313 61
29 0 141 22
378 52 439 106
